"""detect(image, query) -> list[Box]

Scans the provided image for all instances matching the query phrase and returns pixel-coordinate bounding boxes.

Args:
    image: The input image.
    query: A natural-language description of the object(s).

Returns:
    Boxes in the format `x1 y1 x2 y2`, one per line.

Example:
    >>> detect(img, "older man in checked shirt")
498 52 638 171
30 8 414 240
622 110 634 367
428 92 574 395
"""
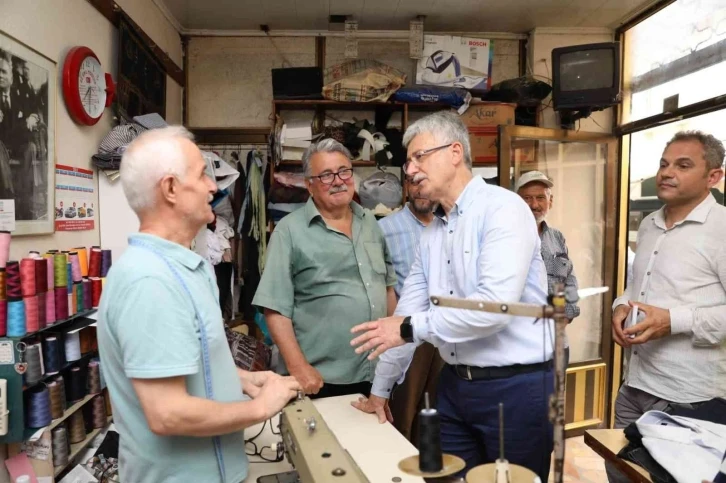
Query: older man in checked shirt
516 170 580 366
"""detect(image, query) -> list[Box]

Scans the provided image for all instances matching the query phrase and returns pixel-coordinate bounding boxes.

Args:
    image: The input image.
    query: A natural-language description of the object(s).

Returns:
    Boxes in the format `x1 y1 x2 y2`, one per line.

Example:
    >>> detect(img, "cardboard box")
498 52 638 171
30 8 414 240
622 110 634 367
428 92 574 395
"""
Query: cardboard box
462 102 516 164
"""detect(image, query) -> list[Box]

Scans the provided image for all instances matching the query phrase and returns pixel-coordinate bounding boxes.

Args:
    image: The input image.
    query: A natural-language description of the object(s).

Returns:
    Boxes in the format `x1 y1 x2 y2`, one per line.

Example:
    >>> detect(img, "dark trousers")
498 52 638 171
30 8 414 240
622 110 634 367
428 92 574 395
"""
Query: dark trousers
438 364 554 481
309 381 372 400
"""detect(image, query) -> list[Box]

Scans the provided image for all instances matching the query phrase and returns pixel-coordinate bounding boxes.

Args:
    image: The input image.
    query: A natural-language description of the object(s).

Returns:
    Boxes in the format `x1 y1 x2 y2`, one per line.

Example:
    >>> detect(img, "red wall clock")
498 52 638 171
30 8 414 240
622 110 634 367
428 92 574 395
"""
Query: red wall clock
62 46 116 126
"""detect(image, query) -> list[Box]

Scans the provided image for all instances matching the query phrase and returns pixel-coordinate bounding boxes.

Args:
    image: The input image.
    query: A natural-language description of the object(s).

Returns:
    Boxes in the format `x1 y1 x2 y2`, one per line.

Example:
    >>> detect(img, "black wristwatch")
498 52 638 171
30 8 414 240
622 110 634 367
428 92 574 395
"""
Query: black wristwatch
399 316 414 343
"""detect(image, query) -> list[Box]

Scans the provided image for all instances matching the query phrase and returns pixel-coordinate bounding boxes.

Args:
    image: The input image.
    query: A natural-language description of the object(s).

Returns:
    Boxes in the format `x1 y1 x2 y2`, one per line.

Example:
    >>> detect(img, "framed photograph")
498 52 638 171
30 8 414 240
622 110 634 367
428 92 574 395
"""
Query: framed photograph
0 30 55 235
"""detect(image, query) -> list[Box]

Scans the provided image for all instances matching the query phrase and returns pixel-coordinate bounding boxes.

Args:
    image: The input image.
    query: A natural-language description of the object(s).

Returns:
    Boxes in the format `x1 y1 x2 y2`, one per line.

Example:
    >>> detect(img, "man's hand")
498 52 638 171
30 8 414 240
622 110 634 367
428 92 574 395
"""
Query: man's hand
611 304 632 347
350 316 406 360
239 370 279 399
351 394 393 424
255 375 301 419
26 113 39 131
624 301 671 344
289 362 324 395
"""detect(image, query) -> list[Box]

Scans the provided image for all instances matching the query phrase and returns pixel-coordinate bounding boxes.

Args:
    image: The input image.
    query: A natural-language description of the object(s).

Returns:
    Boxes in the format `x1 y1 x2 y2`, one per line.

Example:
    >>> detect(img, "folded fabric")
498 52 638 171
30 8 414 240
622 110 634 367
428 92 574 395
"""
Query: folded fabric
132 113 168 130
636 411 726 483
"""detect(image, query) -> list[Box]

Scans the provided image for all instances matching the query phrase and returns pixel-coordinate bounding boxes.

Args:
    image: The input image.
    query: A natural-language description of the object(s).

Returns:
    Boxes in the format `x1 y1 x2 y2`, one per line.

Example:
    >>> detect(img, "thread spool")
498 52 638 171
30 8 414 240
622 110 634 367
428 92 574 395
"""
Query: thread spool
89 248 102 278
0 299 6 336
88 360 102 395
20 259 36 297
6 299 26 337
90 278 102 307
0 268 6 300
66 263 72 295
91 395 107 429
0 231 10 268
68 411 86 444
25 385 52 428
54 285 69 321
24 343 44 386
48 381 65 419
51 426 70 466
28 250 41 259
54 375 67 410
6 261 22 299
36 293 46 329
418 392 443 473
44 256 53 290
43 336 62 375
68 290 75 317
64 331 82 362
101 250 112 277
34 259 47 294
45 290 55 326
65 366 86 403
74 247 89 277
69 252 82 283
82 279 92 311
24 296 39 333
75 282 83 313
53 254 67 288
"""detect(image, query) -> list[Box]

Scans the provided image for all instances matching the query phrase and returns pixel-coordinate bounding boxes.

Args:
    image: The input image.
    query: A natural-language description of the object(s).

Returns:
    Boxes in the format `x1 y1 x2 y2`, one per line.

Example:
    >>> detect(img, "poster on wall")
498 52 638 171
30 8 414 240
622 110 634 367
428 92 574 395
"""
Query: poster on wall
416 35 493 93
55 164 95 231
0 30 56 236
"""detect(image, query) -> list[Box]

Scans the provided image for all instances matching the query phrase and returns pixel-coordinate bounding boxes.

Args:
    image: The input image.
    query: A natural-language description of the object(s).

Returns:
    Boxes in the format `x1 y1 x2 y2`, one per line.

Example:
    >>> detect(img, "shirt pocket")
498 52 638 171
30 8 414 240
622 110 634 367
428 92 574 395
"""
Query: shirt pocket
364 241 387 275
552 253 572 281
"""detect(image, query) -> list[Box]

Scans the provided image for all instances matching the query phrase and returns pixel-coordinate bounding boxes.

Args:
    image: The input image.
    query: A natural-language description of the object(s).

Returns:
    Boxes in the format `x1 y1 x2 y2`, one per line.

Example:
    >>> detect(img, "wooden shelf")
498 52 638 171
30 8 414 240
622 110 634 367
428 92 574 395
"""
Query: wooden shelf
54 416 113 477
4 309 97 341
23 351 96 392
273 99 452 111
50 393 97 430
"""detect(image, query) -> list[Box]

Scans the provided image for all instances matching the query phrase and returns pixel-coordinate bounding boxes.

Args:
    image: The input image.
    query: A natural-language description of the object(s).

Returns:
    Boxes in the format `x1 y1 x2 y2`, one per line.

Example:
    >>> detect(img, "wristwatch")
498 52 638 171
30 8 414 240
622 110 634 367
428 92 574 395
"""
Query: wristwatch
399 316 414 343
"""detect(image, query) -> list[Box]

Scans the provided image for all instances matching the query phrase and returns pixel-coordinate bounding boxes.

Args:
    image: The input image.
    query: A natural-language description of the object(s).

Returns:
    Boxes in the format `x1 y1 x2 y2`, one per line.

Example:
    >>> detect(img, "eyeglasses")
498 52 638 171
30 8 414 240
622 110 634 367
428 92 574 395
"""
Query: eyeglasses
310 168 354 185
404 144 453 173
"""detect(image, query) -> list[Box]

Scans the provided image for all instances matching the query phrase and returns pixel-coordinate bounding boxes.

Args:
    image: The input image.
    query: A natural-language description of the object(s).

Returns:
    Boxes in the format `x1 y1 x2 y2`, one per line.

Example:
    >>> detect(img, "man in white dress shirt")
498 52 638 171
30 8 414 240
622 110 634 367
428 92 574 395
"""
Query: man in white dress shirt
349 111 554 480
608 130 726 481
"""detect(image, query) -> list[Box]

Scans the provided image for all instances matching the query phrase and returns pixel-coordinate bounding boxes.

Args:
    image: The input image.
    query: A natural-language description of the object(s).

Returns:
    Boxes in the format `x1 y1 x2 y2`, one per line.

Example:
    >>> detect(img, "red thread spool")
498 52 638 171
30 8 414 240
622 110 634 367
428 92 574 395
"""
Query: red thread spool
20 258 36 297
36 293 46 329
0 299 7 336
45 290 55 326
6 261 22 299
89 248 102 278
54 287 68 321
91 278 102 307
24 295 39 332
34 259 47 294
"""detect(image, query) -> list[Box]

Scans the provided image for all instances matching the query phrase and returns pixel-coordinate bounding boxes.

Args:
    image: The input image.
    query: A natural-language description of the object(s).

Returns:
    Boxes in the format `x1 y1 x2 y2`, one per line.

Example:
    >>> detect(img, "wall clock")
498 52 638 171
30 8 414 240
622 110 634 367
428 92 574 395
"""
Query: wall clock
62 46 116 126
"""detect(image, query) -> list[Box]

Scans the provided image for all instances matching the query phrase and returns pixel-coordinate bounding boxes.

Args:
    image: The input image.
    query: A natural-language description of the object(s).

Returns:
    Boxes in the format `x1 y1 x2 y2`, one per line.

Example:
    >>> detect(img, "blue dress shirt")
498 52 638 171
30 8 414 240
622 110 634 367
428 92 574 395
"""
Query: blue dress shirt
378 204 427 297
371 176 554 397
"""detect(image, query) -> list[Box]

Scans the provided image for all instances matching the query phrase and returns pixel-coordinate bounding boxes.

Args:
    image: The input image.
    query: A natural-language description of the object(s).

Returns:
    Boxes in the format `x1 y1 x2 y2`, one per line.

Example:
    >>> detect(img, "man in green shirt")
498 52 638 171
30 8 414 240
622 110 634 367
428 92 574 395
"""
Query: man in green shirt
254 138 397 399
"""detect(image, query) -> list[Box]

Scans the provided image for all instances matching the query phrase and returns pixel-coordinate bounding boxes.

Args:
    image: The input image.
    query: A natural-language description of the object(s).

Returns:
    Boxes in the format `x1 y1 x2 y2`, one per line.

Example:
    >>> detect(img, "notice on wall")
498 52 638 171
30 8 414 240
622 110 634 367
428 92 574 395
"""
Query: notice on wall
55 164 95 231
0 199 16 231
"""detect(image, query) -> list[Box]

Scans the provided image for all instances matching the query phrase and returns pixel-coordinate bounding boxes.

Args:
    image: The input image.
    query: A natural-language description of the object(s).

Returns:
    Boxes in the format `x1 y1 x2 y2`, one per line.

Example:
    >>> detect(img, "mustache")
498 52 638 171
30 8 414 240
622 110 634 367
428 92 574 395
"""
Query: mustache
411 173 428 185
329 185 348 194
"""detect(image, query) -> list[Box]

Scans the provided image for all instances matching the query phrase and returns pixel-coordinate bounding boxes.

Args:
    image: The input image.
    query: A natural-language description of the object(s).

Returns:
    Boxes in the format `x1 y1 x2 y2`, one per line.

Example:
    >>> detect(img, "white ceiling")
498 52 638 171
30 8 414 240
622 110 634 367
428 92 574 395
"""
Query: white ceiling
156 0 657 34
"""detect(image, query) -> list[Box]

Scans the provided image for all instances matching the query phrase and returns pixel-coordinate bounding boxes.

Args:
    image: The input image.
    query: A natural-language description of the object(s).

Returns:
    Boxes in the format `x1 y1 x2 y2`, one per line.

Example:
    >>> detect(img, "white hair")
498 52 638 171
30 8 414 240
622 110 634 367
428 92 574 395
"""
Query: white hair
302 138 352 177
403 111 472 168
120 125 195 214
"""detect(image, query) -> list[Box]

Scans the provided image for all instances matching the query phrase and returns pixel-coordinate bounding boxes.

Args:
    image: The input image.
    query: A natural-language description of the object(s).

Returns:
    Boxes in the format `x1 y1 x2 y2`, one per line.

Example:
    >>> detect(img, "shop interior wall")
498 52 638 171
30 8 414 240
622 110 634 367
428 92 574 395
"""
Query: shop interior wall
0 0 182 478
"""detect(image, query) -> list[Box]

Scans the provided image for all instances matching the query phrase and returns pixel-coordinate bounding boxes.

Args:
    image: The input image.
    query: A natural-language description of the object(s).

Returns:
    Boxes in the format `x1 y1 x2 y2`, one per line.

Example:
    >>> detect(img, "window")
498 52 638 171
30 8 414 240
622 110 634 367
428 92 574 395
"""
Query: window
621 0 726 124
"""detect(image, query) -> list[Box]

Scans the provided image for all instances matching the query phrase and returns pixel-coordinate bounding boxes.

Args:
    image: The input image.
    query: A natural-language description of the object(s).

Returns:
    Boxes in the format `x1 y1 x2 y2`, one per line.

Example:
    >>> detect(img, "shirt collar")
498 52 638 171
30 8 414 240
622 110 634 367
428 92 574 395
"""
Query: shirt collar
304 197 365 226
404 203 427 227
653 193 717 229
129 233 204 270
434 175 485 220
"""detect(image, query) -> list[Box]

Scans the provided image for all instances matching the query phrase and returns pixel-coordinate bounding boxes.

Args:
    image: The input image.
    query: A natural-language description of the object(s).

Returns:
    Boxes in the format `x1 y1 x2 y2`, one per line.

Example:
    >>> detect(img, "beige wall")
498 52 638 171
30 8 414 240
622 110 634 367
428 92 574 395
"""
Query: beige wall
187 36 522 128
528 28 615 133
0 0 182 264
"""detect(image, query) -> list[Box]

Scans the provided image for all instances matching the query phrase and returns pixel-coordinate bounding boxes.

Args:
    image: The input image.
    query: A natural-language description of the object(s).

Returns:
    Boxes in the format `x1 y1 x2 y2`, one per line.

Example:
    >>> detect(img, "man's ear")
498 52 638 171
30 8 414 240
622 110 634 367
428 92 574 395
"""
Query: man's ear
450 142 465 167
159 175 177 205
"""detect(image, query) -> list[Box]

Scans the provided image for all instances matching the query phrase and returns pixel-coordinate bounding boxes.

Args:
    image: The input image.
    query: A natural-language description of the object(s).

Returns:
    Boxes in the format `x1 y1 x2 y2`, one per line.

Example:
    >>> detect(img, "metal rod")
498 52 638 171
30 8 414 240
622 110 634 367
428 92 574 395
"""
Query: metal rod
425 392 430 410
498 402 505 461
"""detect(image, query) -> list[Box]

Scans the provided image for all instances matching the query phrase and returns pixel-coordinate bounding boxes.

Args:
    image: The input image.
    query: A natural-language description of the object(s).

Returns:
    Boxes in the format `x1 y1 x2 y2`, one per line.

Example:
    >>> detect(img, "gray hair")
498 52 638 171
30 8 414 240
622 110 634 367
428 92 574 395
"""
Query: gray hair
120 125 195 215
403 111 472 168
302 138 352 177
666 130 725 170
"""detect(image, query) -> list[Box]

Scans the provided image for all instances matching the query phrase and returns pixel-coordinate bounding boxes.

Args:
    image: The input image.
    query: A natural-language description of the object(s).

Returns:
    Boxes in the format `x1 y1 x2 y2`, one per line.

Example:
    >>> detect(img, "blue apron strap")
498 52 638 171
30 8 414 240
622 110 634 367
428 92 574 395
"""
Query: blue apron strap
129 239 227 482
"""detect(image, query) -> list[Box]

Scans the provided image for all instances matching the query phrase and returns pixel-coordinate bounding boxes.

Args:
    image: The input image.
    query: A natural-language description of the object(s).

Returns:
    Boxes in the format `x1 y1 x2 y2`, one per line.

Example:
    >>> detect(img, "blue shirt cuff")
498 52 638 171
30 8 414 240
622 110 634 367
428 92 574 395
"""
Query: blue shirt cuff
371 376 397 398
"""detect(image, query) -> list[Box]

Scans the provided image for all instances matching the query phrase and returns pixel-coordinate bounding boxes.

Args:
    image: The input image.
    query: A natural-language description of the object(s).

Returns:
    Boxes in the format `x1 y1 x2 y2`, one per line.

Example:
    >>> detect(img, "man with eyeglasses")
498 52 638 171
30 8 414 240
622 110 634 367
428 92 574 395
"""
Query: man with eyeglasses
515 170 579 367
253 138 397 400
350 111 554 480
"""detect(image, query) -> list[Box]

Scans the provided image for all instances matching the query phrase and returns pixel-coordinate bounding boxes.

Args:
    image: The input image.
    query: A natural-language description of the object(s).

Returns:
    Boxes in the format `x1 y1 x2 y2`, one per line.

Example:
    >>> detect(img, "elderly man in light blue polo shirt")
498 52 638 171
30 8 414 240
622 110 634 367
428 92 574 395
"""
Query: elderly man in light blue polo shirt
98 126 300 483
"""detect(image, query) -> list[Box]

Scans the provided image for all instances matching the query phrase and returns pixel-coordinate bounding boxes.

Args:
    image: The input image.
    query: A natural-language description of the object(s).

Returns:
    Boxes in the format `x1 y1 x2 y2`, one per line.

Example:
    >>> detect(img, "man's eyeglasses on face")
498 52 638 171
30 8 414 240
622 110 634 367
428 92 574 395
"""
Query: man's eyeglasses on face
404 143 453 173
310 168 354 185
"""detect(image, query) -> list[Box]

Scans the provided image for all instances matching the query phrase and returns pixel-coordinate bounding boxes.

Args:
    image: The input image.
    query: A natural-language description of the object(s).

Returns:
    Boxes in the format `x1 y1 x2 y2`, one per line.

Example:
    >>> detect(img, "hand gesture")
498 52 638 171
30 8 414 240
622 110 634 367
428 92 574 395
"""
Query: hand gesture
611 304 632 347
624 301 671 344
289 363 324 395
256 374 301 419
351 394 393 424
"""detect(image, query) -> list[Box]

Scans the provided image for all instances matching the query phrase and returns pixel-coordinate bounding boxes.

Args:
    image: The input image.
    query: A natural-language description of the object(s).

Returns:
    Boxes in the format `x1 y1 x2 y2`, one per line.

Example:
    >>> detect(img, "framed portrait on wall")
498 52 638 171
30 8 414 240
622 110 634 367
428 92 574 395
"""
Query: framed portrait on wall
0 30 55 236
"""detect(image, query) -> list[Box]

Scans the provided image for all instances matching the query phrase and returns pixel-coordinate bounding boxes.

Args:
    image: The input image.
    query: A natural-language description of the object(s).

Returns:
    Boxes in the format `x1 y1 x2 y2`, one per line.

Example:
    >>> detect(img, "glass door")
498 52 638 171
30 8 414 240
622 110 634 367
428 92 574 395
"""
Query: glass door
499 125 619 434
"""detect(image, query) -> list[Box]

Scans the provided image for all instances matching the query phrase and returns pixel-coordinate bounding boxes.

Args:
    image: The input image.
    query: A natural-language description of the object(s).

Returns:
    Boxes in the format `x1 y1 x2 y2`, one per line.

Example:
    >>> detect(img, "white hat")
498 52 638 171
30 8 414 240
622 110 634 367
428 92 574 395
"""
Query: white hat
514 171 553 192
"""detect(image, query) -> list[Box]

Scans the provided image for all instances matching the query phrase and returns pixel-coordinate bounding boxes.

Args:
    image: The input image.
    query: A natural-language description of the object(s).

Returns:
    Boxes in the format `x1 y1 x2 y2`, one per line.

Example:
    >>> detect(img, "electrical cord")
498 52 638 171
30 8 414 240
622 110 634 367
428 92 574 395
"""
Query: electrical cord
246 417 285 463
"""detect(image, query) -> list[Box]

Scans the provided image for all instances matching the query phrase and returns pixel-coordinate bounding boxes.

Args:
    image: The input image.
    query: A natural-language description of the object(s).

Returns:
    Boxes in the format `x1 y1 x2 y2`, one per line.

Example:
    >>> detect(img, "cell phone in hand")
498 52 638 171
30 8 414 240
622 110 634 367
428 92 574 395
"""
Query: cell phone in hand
625 305 645 339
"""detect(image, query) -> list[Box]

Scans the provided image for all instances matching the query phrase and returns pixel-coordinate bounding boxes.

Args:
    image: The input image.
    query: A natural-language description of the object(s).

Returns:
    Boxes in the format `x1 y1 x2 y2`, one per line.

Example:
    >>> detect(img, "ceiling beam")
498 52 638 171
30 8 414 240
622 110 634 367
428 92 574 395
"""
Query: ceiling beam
182 29 527 40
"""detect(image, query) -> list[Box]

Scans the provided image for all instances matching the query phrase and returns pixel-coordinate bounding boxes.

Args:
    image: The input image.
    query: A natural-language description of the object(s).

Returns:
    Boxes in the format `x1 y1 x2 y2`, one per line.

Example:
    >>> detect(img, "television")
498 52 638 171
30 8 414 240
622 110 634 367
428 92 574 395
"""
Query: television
551 42 621 111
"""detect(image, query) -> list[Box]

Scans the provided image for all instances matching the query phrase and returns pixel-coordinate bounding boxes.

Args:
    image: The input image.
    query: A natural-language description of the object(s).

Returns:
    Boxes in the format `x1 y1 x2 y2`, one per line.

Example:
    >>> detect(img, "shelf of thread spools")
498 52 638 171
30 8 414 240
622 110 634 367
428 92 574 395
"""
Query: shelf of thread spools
0 241 113 444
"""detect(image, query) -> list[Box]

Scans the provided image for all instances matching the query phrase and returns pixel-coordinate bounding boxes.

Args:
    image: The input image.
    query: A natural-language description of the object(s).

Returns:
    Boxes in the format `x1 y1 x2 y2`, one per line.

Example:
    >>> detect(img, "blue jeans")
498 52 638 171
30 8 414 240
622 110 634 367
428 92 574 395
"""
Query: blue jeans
437 364 554 481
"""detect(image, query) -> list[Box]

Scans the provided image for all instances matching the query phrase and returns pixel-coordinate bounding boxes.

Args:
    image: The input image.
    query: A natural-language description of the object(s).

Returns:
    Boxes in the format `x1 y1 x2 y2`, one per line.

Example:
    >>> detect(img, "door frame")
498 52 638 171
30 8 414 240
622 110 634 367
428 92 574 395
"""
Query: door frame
498 125 620 435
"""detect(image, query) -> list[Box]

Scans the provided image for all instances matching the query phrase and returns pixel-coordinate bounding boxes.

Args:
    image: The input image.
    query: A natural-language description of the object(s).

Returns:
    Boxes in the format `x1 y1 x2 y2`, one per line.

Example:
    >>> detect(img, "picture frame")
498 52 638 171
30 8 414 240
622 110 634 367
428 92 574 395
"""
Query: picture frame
0 30 56 236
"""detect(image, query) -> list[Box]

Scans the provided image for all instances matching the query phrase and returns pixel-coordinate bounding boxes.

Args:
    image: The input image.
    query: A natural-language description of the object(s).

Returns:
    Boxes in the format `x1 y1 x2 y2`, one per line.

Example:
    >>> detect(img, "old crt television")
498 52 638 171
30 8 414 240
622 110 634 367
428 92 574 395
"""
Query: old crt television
551 42 621 110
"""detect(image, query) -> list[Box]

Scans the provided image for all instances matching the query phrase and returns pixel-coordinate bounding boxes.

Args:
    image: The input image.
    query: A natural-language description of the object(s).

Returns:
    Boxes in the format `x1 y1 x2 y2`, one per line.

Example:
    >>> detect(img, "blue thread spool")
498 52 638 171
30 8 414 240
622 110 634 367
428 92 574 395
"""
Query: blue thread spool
25 385 52 428
43 336 62 375
6 299 26 337
66 263 72 295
